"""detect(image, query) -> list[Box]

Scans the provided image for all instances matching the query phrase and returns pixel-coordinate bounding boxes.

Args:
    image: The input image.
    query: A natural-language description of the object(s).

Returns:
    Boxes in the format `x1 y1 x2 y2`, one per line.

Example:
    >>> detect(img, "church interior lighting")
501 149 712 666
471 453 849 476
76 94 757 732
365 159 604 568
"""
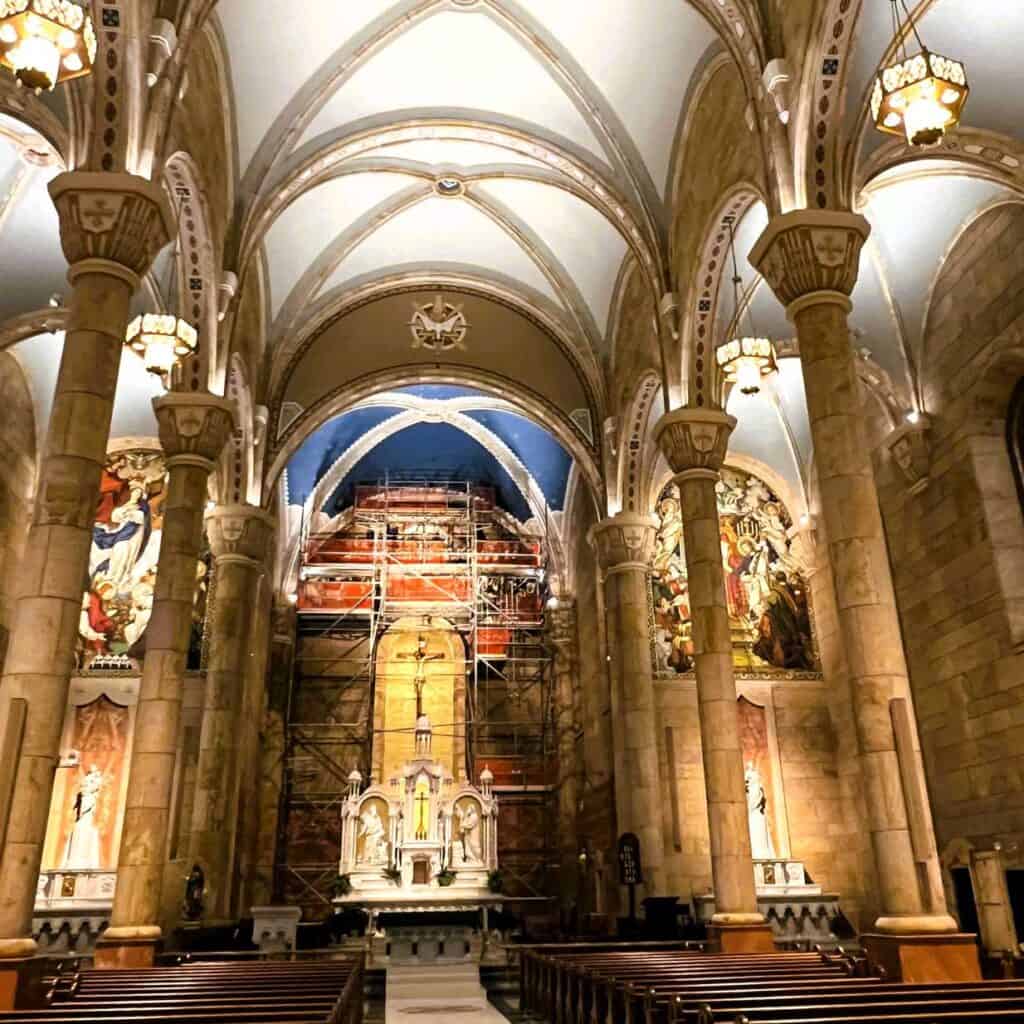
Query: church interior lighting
871 0 968 147
125 314 198 380
0 0 95 93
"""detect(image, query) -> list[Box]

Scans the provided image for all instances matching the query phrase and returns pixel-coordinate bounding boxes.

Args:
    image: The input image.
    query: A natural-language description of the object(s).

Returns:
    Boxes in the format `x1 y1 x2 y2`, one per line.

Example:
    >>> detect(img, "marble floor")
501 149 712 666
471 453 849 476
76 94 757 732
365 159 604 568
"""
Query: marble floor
385 963 510 1024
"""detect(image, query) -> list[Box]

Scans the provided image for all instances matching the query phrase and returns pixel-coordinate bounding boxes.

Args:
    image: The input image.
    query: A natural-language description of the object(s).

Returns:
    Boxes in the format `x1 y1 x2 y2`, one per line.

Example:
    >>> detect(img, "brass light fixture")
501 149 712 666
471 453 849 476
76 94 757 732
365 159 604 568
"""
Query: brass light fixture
871 0 968 148
126 314 198 379
716 221 777 397
0 0 95 93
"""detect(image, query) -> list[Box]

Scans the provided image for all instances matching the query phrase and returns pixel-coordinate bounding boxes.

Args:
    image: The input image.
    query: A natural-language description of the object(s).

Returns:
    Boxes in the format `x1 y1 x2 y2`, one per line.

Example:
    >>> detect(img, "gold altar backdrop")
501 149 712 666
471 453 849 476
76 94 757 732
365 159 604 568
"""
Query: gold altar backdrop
373 617 464 784
42 692 134 871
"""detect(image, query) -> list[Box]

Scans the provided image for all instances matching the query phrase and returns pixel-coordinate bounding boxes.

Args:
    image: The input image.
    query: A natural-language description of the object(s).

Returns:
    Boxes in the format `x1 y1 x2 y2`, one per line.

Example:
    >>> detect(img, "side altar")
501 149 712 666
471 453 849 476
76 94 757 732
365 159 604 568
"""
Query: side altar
336 713 498 902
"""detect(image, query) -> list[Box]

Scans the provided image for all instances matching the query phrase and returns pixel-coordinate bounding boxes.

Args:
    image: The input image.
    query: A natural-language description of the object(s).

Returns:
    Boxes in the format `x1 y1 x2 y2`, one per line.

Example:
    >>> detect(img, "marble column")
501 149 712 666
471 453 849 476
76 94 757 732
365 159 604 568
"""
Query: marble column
589 514 665 899
188 505 274 922
654 408 772 951
547 598 580 906
97 394 234 967
750 210 957 936
0 173 172 964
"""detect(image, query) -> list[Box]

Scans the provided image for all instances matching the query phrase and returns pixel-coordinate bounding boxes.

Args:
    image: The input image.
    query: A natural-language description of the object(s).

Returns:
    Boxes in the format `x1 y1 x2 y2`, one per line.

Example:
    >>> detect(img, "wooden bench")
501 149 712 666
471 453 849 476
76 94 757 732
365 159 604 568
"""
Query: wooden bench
0 958 363 1024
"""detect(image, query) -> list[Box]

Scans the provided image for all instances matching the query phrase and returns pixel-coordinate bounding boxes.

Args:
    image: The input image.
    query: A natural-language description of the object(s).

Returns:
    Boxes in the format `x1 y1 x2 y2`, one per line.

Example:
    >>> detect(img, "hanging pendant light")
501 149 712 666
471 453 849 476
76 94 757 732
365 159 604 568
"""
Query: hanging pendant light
871 0 968 148
124 231 198 381
125 314 198 379
715 222 777 397
0 1 96 93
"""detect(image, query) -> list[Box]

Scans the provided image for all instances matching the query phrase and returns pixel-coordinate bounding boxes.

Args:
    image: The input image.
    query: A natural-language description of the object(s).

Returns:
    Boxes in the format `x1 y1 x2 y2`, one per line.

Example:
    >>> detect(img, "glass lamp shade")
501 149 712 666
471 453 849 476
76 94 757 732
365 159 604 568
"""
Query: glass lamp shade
871 49 968 147
716 336 777 396
125 314 198 378
0 1 95 92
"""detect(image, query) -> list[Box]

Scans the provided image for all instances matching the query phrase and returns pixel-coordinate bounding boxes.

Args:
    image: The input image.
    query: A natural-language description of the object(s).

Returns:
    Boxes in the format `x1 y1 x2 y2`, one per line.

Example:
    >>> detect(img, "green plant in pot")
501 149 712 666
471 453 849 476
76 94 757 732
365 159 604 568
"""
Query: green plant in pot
332 874 352 897
487 869 504 894
437 868 457 887
383 866 402 885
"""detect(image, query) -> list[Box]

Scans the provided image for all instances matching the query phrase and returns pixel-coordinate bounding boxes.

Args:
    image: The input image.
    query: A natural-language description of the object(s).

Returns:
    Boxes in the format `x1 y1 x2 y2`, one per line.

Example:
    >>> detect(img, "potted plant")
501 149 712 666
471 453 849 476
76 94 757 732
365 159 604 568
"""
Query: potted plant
487 869 504 894
437 868 457 887
332 874 352 897
383 866 402 885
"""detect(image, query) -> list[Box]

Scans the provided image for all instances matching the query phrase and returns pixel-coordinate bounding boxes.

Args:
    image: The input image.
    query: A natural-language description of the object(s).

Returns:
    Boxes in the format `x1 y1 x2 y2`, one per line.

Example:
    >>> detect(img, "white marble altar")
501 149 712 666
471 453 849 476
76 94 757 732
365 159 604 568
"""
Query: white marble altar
337 715 498 900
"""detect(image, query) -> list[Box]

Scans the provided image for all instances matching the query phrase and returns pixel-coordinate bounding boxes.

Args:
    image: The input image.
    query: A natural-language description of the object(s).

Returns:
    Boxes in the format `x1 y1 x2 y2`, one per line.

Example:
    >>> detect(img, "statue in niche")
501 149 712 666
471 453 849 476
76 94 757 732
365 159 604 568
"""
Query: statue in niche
63 765 104 870
359 804 388 865
454 801 481 864
744 763 775 859
183 863 205 919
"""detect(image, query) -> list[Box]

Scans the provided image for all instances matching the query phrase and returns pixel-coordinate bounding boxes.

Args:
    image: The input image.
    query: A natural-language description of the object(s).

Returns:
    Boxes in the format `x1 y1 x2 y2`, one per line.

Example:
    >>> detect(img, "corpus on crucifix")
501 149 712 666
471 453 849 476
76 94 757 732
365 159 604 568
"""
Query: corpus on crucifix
397 633 445 718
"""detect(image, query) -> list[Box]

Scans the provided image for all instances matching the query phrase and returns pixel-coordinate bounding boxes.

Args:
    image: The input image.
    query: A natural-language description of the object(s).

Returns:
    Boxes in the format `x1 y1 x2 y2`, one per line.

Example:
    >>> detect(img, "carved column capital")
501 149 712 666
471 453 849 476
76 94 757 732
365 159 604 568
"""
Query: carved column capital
749 209 870 315
206 504 275 568
48 171 174 284
589 513 658 574
654 407 736 478
885 416 932 495
154 393 235 470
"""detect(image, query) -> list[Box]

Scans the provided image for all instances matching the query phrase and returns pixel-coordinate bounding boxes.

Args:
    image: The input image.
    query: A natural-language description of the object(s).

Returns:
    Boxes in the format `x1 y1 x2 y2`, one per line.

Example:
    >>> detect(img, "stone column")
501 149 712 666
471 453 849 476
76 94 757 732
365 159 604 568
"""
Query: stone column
188 505 274 922
233 568 274 914
589 514 665 899
654 408 773 952
253 603 296 906
0 174 171 969
97 394 234 967
751 212 960 952
547 598 580 909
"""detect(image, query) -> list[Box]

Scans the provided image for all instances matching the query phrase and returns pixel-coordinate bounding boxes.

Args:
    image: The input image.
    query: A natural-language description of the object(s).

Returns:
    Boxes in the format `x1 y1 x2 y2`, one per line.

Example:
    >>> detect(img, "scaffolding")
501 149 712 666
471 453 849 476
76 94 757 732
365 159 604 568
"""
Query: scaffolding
276 477 557 913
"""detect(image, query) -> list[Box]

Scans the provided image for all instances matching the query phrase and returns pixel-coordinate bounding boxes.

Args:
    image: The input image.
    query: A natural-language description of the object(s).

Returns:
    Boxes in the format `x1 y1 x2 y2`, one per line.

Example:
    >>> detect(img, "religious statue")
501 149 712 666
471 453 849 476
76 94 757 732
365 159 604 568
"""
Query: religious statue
454 801 481 864
744 763 774 859
63 765 104 870
359 804 388 865
183 863 205 920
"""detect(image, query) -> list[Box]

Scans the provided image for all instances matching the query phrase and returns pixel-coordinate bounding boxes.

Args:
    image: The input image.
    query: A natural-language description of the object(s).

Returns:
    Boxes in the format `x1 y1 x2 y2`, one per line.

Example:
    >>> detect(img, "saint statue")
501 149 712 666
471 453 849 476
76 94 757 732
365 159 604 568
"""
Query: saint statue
359 804 388 865
63 765 104 870
454 801 481 864
183 863 205 920
744 763 774 859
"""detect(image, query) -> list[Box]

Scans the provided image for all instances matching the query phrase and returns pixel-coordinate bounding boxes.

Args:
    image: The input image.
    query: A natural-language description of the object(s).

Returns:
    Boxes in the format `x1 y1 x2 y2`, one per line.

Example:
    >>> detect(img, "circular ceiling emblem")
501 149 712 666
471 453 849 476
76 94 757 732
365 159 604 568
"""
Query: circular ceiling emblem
409 294 470 351
435 176 465 197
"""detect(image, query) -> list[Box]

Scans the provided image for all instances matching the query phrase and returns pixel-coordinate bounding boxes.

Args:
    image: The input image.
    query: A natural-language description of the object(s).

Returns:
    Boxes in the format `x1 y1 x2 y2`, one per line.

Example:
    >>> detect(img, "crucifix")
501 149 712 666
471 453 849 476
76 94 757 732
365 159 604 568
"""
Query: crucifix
414 784 431 840
397 634 445 718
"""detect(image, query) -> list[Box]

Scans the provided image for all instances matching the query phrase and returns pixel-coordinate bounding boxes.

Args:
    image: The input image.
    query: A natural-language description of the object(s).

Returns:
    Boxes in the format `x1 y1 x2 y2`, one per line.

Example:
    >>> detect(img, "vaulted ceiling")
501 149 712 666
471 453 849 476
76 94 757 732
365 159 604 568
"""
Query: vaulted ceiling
0 0 1021 527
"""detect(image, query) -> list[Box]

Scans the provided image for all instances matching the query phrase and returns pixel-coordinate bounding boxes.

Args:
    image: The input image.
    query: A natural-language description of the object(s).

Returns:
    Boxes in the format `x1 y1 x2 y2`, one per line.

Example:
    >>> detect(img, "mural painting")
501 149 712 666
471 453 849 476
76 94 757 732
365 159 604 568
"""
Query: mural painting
78 449 166 663
652 468 815 673
43 694 131 871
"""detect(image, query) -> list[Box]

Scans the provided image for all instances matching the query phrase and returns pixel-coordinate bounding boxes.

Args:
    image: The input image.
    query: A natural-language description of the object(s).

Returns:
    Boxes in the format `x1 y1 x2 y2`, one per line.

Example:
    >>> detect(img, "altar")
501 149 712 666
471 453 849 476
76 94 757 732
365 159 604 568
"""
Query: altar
336 707 498 891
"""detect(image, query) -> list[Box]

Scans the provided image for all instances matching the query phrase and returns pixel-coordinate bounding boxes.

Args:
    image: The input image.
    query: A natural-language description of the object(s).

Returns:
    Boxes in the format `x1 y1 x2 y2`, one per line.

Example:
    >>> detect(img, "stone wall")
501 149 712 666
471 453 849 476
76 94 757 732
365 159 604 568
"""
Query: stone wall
874 203 1024 869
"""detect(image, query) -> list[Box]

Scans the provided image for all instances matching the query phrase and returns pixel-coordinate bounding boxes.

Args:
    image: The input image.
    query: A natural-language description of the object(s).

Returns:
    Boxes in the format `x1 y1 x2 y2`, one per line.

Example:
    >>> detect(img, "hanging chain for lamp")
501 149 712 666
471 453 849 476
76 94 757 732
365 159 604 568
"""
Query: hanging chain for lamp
871 0 968 148
715 220 777 397
125 206 198 381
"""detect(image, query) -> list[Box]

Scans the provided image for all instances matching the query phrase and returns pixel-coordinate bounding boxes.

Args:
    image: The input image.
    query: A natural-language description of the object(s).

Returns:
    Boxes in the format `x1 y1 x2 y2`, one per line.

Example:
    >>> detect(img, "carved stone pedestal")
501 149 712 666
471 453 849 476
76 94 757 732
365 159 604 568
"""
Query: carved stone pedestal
861 931 981 982
707 922 776 953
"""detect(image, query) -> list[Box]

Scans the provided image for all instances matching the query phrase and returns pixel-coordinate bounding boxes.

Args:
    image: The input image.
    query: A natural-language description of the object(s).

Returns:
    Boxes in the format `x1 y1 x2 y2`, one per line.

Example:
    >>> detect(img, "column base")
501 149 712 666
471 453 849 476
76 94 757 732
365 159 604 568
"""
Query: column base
706 922 777 953
860 931 981 982
94 926 162 969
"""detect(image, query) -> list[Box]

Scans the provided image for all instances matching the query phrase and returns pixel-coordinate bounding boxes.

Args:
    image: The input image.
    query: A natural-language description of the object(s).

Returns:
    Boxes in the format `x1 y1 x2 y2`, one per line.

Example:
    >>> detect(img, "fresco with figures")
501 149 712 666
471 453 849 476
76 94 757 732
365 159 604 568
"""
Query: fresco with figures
78 449 167 663
652 468 815 674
